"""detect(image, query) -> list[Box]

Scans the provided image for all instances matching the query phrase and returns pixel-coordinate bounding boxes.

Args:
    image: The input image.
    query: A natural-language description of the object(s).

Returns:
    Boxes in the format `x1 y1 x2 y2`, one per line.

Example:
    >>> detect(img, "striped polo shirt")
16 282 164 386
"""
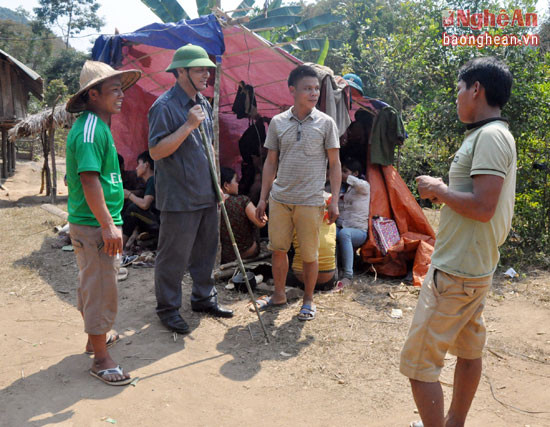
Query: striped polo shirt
264 107 339 206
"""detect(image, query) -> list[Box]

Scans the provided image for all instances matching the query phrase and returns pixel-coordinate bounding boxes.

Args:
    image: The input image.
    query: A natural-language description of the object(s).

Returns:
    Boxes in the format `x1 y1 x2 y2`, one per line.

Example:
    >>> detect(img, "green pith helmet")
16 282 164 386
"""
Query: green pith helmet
166 44 216 72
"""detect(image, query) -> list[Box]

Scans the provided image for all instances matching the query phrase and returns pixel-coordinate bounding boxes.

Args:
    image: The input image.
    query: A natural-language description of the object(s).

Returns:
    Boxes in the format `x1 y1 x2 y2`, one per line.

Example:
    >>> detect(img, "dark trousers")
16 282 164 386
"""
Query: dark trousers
154 206 219 320
122 203 159 237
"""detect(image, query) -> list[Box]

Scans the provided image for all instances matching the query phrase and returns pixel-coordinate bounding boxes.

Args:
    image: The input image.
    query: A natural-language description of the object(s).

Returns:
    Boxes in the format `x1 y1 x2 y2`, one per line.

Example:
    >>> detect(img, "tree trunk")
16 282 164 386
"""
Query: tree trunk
65 4 73 48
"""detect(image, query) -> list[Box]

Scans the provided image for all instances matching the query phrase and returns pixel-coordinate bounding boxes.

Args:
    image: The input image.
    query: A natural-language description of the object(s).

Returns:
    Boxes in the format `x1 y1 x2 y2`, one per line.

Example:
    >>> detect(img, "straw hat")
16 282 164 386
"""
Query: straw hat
66 60 141 113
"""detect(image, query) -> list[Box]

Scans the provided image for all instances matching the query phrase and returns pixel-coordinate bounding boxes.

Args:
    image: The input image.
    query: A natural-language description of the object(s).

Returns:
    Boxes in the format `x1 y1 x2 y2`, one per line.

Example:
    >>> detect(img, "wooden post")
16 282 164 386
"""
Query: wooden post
213 58 222 265
9 140 15 176
40 129 51 196
11 141 17 175
1 129 7 179
213 59 222 176
49 97 61 204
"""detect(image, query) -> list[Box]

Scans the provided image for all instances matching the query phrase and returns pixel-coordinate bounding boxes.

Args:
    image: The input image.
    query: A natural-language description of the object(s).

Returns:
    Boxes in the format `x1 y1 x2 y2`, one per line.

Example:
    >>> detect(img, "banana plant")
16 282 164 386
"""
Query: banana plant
139 0 217 22
139 0 342 63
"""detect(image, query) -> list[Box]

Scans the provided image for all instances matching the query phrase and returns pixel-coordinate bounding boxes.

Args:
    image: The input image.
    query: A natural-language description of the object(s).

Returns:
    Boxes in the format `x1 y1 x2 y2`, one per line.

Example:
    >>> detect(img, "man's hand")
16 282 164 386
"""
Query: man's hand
186 105 206 130
327 202 339 225
416 175 446 203
101 223 123 257
256 199 267 222
123 189 131 199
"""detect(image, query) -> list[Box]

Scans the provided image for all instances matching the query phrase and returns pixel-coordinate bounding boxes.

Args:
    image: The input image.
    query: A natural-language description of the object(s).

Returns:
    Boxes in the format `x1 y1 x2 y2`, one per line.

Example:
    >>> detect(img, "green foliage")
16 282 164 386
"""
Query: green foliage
41 48 89 94
34 0 105 48
0 6 29 24
0 18 63 71
44 79 69 107
196 0 217 17
139 0 188 22
316 37 329 65
231 0 257 18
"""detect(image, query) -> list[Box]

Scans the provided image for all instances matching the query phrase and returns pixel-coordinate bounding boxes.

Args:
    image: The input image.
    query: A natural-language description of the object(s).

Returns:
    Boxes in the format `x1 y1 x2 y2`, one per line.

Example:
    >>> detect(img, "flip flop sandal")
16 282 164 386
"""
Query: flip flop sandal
85 334 121 355
297 304 316 321
121 254 138 267
117 267 129 281
89 365 132 386
409 421 423 427
248 295 287 312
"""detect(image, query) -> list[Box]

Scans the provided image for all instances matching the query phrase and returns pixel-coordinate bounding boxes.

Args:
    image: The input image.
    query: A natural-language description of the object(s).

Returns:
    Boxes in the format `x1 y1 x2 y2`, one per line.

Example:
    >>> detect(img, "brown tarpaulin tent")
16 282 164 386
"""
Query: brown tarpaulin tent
360 163 435 287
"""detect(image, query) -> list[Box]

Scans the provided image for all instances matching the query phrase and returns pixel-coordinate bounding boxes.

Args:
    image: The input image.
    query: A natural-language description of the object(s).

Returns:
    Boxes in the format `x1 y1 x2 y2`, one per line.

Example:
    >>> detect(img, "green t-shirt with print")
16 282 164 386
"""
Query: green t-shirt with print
66 111 124 226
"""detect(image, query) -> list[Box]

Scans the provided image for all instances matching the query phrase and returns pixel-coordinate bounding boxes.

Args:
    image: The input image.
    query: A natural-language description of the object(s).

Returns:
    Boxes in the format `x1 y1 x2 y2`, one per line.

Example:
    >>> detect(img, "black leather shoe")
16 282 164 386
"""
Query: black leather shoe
160 314 190 334
192 304 234 318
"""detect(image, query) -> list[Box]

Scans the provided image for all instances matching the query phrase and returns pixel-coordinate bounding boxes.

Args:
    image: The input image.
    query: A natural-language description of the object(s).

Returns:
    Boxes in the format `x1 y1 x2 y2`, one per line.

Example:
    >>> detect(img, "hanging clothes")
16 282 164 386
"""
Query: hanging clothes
370 105 405 166
232 81 257 119
306 63 351 137
238 118 266 197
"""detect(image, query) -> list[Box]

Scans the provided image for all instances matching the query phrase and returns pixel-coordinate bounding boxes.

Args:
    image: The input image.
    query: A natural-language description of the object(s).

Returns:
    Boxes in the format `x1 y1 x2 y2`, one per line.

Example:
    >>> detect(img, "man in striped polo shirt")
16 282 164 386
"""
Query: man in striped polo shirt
256 65 342 320
66 61 140 386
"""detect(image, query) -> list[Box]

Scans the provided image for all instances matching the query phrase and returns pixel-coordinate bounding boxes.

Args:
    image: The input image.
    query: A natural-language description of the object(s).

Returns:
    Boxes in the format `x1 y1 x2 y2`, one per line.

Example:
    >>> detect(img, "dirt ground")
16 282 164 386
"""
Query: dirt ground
1 159 550 427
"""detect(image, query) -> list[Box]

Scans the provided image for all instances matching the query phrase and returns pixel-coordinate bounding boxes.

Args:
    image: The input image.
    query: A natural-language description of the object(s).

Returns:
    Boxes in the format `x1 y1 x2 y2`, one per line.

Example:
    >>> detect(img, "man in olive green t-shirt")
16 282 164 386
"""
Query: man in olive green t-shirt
400 57 516 426
65 60 140 386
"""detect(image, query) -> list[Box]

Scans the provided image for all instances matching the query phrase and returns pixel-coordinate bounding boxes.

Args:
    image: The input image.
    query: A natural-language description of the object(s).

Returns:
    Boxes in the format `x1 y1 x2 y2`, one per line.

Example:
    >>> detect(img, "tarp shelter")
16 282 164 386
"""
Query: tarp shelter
351 96 435 286
92 14 300 171
92 14 434 286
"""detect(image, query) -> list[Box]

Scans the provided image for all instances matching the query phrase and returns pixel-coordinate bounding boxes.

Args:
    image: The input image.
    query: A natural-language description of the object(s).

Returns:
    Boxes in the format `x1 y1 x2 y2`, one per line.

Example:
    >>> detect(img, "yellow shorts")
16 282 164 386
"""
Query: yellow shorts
267 197 324 263
399 265 491 382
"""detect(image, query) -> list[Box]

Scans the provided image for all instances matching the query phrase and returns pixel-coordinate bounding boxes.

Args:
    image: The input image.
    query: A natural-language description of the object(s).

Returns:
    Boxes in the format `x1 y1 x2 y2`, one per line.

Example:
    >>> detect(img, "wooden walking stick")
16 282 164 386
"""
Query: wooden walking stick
198 118 270 343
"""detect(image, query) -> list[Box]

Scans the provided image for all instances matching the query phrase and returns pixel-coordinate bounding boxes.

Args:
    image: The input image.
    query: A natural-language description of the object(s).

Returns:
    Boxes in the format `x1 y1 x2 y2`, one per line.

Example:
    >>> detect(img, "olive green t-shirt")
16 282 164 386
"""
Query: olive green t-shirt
66 111 124 226
431 120 516 278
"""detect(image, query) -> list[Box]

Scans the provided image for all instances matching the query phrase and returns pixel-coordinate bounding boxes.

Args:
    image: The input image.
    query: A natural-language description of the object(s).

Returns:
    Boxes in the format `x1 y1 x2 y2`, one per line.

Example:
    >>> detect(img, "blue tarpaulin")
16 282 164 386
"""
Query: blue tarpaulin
92 14 225 65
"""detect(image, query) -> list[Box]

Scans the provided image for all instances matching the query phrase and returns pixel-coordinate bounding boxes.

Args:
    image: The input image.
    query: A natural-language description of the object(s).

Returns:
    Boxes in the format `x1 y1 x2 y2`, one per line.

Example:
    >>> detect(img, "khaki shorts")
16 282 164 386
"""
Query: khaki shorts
70 223 120 335
267 197 324 263
399 265 491 382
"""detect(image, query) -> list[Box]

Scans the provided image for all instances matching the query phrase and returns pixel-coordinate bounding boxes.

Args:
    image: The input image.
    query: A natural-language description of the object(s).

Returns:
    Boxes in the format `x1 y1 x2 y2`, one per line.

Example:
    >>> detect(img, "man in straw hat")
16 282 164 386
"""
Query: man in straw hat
148 44 234 335
65 60 141 385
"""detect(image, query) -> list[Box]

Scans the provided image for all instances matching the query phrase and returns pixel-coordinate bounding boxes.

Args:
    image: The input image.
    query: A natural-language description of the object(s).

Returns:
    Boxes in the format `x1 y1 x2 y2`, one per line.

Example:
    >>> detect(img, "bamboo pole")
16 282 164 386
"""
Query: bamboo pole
198 121 270 343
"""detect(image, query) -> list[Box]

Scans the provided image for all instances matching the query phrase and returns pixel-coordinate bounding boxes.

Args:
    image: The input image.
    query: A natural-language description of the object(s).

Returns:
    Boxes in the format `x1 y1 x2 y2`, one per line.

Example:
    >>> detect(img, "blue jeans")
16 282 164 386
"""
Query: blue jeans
337 227 368 279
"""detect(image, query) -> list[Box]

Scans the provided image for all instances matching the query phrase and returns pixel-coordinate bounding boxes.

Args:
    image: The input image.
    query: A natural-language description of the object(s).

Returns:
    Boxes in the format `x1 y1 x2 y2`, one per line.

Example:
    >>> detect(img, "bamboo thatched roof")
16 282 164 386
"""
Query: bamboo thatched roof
8 103 75 142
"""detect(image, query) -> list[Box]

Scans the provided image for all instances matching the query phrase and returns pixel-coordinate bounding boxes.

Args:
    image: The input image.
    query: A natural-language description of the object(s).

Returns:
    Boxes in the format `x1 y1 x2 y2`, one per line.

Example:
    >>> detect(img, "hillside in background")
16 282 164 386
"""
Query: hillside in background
0 6 28 24
0 6 66 72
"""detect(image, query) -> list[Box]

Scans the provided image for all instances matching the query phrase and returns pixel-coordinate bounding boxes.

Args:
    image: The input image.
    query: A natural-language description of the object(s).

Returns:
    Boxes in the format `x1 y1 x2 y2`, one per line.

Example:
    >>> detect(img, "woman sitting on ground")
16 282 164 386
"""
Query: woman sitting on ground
337 158 370 286
220 167 267 264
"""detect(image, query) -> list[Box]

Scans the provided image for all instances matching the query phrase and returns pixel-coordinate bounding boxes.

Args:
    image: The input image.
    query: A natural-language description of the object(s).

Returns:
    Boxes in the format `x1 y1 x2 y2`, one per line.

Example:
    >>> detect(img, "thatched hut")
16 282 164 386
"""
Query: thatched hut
9 104 75 141
0 48 43 178
8 103 75 200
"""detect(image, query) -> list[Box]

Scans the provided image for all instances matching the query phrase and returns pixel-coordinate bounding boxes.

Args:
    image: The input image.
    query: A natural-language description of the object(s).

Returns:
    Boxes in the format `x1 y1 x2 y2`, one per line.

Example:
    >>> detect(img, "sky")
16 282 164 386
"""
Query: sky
3 0 245 51
3 0 548 52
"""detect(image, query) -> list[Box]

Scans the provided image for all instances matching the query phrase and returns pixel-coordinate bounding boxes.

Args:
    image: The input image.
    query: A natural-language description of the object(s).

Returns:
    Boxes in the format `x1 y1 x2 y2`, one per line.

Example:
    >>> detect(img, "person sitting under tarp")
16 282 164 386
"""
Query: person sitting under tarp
122 151 159 249
337 158 370 286
118 154 145 200
286 194 339 292
220 167 267 264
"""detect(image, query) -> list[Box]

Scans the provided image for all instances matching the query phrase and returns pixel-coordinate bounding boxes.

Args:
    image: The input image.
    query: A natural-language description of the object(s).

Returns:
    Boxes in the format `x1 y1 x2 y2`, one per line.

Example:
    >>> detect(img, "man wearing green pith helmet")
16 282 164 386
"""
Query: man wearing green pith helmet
148 44 234 335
